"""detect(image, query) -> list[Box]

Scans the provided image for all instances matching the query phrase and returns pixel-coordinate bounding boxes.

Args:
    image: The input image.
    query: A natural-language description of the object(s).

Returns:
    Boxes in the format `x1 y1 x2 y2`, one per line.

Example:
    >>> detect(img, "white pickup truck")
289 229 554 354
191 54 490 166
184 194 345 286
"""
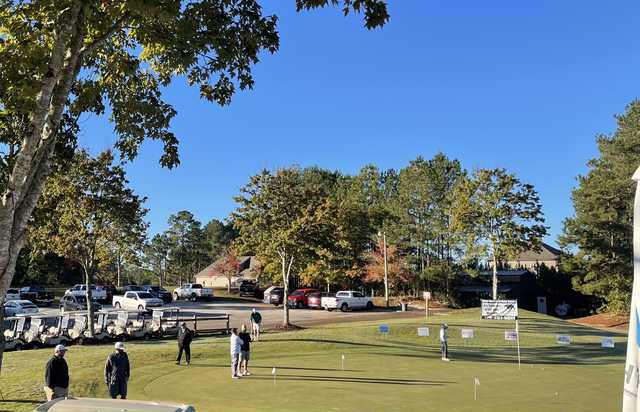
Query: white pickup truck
173 283 214 301
65 284 107 302
322 291 374 312
112 291 164 311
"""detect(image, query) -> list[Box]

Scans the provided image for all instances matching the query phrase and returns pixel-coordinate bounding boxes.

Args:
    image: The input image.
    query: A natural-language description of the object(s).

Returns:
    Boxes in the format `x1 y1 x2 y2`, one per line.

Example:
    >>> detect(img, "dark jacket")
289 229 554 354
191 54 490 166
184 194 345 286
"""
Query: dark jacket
44 356 69 389
105 351 130 385
238 331 251 352
177 327 193 346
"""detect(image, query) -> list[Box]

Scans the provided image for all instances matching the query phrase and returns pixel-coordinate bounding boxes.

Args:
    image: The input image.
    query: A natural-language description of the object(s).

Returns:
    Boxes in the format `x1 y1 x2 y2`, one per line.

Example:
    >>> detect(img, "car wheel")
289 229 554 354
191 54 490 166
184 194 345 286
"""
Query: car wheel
327 308 334 312
174 293 179 301
114 302 121 309
138 305 144 311
340 303 349 312
14 343 23 351
191 293 197 301
296 301 303 309
366 301 374 310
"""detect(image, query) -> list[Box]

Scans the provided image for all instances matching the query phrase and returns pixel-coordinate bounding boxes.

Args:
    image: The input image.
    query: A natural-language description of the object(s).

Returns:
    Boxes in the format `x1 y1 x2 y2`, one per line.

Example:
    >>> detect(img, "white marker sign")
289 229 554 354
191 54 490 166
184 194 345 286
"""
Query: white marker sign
461 328 475 339
557 335 571 345
417 327 430 337
504 330 518 341
601 337 615 348
482 299 519 320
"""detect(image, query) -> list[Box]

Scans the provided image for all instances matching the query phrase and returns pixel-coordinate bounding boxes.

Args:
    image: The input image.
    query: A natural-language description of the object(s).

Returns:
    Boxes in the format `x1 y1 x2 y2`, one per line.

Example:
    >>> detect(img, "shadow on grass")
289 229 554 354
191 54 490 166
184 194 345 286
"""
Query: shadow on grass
248 374 451 386
187 363 364 372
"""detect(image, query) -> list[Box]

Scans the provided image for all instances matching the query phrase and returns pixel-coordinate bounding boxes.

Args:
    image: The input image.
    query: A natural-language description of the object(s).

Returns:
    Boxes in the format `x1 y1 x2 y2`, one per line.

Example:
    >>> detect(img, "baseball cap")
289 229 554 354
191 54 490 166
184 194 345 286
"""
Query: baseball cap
54 344 67 353
114 342 125 350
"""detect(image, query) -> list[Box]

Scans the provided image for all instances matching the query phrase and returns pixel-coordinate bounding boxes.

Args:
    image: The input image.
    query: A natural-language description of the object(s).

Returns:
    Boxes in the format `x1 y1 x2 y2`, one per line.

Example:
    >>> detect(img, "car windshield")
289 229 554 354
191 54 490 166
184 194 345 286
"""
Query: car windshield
22 304 37 309
146 286 159 291
137 292 154 299
191 284 203 289
290 291 304 296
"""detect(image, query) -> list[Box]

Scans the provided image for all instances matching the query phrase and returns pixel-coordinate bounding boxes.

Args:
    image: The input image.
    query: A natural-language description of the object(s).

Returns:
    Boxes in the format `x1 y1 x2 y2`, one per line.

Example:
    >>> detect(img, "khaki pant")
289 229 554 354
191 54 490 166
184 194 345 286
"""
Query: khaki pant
44 386 68 401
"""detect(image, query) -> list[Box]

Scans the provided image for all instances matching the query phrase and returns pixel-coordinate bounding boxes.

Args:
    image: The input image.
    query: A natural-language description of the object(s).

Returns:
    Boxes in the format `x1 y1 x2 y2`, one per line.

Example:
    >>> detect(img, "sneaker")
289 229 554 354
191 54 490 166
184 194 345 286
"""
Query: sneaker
232 375 240 379
244 371 251 376
443 358 451 362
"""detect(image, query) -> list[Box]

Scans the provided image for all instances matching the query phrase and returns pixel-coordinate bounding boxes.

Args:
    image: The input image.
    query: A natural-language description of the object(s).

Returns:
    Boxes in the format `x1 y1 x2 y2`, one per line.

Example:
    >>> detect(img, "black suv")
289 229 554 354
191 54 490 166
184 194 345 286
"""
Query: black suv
142 285 173 304
239 280 260 297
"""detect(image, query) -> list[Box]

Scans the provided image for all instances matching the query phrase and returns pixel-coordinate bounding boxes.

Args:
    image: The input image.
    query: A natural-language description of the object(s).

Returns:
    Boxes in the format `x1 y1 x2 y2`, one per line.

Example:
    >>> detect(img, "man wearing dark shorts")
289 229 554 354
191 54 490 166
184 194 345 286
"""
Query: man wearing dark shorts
238 324 252 376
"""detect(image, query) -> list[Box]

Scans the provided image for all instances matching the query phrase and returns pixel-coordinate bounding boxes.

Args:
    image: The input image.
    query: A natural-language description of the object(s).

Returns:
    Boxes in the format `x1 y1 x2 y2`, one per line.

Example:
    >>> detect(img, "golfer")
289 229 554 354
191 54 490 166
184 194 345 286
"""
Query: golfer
105 342 130 399
44 344 69 401
176 322 193 366
440 323 450 361
238 324 252 376
229 328 244 379
250 308 262 341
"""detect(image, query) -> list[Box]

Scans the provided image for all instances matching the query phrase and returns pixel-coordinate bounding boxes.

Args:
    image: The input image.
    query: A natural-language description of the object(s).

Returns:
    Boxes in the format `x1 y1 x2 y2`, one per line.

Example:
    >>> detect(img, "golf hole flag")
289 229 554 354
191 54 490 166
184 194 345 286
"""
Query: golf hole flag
623 166 640 411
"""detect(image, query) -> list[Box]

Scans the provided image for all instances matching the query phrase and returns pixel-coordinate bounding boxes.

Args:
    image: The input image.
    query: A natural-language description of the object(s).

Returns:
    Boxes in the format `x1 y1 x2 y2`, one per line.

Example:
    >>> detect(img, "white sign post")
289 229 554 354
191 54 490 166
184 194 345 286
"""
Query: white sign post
461 328 475 339
417 327 430 337
474 377 480 401
483 299 520 369
423 291 431 318
602 337 615 348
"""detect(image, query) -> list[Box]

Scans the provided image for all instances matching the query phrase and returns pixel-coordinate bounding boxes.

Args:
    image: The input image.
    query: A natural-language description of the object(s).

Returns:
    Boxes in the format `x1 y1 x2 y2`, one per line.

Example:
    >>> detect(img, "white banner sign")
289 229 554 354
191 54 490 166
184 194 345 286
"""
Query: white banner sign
504 330 518 341
417 327 429 337
601 337 615 348
461 328 475 339
482 300 519 320
556 335 571 345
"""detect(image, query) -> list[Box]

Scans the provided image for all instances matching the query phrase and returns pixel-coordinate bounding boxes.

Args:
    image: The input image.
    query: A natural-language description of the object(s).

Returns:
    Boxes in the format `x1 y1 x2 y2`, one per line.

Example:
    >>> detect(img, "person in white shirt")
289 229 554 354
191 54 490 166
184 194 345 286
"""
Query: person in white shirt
229 328 244 379
439 324 450 361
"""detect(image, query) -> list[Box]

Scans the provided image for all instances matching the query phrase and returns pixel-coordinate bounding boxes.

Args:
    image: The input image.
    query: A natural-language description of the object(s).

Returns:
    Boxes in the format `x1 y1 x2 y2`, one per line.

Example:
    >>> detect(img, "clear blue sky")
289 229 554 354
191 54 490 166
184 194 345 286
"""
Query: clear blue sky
79 0 640 246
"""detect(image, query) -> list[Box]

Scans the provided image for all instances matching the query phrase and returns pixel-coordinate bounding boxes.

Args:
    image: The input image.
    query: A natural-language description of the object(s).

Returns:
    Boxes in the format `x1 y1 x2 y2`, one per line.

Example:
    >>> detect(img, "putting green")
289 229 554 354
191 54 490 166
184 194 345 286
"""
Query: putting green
0 309 626 412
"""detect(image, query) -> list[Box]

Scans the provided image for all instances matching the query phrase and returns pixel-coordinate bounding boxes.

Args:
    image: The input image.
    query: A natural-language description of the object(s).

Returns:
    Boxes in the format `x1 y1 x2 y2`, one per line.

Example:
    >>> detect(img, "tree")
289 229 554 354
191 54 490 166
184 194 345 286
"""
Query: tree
560 100 640 312
165 211 209 285
29 150 148 336
212 247 241 292
451 168 547 299
204 219 238 260
0 0 389 332
364 242 412 295
234 168 322 326
143 233 172 287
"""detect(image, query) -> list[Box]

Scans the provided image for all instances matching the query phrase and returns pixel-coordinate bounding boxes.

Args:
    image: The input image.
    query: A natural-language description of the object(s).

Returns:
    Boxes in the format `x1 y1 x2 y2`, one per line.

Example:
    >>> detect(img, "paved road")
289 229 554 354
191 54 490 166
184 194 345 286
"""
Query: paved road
38 297 425 330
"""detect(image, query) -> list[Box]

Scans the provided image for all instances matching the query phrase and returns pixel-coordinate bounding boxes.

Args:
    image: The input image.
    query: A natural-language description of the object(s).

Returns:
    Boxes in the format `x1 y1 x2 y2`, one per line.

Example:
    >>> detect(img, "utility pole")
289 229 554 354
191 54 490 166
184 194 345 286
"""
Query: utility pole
379 231 389 308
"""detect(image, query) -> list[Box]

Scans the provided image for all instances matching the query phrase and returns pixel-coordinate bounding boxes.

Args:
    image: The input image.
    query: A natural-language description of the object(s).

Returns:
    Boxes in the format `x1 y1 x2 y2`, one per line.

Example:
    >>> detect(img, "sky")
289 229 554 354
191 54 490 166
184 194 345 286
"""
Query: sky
78 0 640 246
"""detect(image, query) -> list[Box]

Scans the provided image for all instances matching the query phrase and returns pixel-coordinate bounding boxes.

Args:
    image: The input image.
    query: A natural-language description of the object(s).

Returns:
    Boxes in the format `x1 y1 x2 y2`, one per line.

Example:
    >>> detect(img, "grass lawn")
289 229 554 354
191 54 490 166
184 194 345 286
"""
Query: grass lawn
0 309 627 412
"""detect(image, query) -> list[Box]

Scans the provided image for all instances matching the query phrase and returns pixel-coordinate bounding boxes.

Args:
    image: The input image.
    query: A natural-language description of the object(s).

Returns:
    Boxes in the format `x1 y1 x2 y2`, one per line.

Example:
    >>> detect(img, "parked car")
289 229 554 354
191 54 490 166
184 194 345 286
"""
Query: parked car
59 294 102 312
173 284 213 301
287 288 319 309
262 286 284 306
19 286 54 306
3 300 39 317
322 290 374 312
33 397 196 412
142 285 173 304
123 284 143 293
113 291 164 311
307 292 334 309
3 288 21 302
239 280 259 297
99 284 117 303
65 284 107 301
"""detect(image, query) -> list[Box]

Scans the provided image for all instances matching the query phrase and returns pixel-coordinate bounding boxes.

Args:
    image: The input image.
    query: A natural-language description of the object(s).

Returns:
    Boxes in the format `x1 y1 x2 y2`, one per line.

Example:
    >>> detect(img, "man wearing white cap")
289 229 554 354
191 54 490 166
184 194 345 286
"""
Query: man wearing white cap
44 344 69 401
105 341 130 399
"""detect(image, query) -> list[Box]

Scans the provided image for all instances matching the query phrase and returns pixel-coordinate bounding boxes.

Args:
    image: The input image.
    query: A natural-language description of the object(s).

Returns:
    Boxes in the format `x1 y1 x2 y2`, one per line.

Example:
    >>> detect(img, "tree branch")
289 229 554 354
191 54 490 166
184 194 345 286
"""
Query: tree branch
80 12 130 57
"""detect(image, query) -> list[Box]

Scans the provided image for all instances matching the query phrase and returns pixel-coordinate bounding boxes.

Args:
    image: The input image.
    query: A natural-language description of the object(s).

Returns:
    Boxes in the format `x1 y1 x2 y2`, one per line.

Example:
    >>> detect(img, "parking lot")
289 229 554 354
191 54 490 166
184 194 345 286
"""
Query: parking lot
38 296 424 330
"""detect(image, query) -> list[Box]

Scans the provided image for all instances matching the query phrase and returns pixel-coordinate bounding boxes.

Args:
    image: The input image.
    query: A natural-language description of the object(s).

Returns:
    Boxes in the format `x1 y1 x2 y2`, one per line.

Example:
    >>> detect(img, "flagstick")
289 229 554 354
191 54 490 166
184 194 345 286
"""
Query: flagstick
341 354 344 371
474 379 477 401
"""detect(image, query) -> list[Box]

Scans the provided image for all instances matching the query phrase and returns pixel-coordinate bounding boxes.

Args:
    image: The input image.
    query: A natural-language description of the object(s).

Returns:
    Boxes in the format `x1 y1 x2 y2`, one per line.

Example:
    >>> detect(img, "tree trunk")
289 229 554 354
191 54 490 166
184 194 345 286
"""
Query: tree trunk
492 254 498 300
281 255 289 326
83 263 95 338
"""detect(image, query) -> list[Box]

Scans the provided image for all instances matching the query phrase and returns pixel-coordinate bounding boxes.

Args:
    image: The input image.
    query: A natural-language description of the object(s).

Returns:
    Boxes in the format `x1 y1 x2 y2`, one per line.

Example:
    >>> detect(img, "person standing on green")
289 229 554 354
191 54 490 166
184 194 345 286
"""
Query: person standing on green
250 308 262 341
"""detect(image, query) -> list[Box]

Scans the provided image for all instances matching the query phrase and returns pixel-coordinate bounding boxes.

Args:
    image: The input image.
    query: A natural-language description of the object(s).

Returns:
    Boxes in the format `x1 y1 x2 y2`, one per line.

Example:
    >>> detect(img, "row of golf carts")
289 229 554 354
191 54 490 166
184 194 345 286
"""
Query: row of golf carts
3 307 231 351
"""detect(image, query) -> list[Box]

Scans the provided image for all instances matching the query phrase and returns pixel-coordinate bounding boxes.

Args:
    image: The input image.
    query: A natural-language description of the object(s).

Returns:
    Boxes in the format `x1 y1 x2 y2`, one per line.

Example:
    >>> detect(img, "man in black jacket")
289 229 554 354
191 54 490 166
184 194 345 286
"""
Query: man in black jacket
176 322 193 366
44 344 69 401
105 342 130 399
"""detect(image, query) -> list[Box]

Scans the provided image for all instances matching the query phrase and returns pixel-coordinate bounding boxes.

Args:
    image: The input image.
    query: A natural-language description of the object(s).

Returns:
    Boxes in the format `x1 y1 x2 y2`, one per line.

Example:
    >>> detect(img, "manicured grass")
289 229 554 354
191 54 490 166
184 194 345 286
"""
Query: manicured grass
0 309 627 412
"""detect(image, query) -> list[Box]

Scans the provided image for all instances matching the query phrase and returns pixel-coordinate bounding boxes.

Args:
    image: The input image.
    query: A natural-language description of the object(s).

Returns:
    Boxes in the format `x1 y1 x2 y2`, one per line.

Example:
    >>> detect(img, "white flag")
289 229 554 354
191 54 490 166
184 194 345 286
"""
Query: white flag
341 354 345 361
272 367 276 375
474 377 480 386
623 166 640 412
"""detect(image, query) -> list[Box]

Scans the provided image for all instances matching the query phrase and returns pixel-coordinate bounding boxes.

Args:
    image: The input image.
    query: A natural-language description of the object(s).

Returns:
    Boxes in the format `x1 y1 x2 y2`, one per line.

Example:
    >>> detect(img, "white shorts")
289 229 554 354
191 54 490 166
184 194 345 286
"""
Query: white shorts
252 323 260 332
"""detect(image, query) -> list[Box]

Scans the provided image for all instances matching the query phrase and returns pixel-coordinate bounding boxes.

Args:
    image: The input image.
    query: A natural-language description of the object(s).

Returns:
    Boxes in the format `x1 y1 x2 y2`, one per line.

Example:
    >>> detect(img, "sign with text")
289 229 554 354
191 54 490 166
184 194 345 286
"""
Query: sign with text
461 328 475 339
379 324 390 334
482 300 519 320
417 327 430 337
504 330 518 341
423 291 431 300
601 337 615 348
556 335 571 345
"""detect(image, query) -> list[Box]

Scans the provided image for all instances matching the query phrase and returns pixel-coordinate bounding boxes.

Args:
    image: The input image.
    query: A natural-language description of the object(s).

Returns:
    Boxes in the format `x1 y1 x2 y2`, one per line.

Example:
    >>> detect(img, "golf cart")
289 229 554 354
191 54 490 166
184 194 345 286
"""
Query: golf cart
25 314 72 347
111 310 150 340
3 315 29 351
150 307 180 338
